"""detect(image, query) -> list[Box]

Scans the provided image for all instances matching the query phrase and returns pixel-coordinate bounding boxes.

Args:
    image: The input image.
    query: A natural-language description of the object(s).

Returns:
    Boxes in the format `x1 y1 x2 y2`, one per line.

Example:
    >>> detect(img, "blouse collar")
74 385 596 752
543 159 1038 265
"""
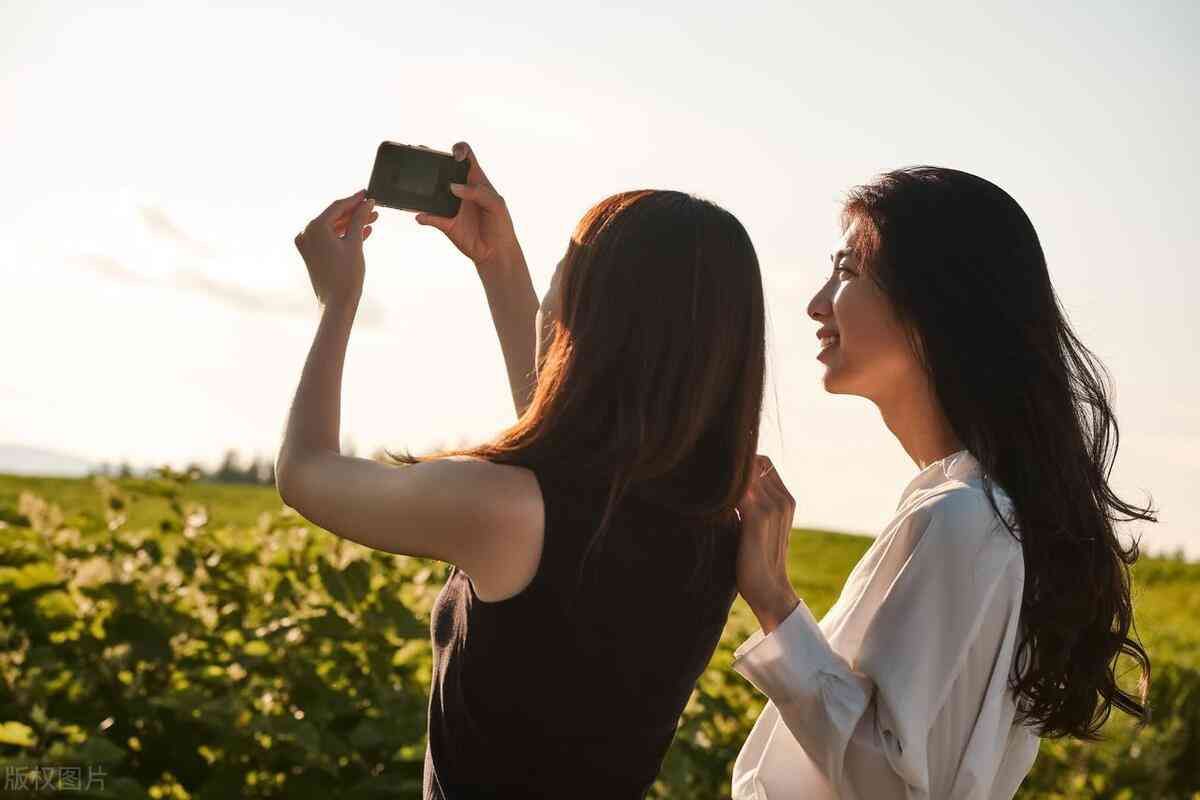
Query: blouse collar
896 448 982 509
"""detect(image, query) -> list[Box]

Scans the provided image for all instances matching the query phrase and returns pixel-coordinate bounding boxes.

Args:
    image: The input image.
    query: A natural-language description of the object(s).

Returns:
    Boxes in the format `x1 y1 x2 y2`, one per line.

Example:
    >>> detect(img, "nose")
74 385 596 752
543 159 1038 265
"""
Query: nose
807 279 833 321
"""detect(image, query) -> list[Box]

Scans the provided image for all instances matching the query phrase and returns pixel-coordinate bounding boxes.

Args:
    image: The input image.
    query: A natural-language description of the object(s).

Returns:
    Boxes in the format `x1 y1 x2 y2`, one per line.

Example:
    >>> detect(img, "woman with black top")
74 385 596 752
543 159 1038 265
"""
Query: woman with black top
279 142 766 798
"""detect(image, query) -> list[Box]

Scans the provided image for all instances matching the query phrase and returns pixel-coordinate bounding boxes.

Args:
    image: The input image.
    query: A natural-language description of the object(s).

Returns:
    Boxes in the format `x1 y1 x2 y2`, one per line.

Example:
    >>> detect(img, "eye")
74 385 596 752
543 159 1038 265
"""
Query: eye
835 250 860 275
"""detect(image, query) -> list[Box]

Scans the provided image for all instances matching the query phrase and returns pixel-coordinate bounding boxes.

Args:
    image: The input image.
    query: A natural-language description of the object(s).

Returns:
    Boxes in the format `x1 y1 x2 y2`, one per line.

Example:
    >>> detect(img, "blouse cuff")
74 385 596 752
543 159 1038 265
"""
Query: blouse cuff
731 599 841 699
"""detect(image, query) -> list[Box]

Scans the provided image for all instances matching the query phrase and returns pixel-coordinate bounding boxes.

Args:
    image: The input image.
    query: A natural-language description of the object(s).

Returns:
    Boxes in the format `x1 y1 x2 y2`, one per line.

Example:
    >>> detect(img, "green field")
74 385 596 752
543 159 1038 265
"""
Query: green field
1 472 1197 798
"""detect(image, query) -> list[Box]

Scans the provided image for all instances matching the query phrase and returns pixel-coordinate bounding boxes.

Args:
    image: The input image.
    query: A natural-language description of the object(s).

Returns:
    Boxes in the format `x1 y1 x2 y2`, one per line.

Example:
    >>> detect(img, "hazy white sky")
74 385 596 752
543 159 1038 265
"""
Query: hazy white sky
3 1 1197 556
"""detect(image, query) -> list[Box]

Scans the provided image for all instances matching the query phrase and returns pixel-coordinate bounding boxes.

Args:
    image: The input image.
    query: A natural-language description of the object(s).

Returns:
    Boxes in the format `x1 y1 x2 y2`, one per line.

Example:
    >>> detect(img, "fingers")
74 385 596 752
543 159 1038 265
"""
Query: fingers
449 181 505 211
345 198 375 243
316 189 368 228
744 455 796 511
304 194 374 248
414 212 455 233
452 141 491 185
767 469 796 511
334 210 379 236
336 207 379 224
755 454 775 478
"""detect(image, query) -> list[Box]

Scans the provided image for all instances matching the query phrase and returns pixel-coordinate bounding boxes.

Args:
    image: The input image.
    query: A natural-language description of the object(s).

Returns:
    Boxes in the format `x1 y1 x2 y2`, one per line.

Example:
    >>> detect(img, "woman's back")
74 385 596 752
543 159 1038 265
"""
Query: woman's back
278 158 765 798
423 462 740 799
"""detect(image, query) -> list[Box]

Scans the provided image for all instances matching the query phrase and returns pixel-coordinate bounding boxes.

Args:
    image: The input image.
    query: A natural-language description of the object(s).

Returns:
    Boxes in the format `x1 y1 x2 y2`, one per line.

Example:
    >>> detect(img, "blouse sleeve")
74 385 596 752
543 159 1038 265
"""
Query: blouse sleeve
731 490 1026 799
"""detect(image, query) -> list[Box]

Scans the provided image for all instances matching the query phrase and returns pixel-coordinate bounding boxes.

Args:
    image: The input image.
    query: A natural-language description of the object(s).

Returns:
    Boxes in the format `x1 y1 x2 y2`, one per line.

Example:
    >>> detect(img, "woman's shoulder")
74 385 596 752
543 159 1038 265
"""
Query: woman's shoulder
899 481 1024 568
436 456 545 602
439 455 545 529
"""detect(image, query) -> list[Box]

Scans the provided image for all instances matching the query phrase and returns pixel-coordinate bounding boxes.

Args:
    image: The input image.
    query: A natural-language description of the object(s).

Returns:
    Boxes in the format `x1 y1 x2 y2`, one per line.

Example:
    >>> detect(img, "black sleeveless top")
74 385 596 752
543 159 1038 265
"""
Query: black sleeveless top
422 463 740 799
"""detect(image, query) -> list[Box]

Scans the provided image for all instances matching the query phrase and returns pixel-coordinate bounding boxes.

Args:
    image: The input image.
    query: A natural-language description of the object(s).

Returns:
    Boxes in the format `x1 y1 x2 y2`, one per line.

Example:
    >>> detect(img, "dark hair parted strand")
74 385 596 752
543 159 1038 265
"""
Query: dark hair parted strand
842 166 1155 739
388 190 766 606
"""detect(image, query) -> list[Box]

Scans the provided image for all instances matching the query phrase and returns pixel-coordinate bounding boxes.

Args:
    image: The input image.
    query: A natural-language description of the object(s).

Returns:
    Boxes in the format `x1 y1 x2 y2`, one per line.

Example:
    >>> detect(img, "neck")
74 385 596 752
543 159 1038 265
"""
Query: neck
872 376 964 470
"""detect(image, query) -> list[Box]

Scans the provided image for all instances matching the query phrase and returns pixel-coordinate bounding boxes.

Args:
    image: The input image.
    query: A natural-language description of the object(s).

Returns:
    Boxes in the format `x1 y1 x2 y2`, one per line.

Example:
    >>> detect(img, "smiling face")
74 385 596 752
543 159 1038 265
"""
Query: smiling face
805 218 924 401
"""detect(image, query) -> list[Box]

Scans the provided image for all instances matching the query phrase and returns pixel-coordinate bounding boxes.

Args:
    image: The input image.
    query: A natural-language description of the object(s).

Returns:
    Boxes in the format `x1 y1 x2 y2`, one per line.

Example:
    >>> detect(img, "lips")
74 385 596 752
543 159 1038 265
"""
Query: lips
816 329 840 350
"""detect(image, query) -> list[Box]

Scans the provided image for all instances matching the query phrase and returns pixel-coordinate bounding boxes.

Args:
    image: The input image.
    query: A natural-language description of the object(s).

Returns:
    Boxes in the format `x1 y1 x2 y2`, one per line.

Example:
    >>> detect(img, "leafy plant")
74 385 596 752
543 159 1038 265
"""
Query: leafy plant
0 472 1196 799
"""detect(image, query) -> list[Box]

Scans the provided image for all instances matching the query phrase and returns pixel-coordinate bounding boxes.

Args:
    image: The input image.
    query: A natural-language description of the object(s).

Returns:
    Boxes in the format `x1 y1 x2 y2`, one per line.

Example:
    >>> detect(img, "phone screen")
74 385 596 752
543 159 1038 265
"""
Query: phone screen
388 156 439 196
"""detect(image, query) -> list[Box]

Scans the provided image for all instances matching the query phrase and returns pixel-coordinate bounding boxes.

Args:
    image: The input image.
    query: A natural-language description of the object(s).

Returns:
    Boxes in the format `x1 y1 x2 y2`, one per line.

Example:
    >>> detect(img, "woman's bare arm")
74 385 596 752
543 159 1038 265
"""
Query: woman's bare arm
476 247 539 418
416 142 540 419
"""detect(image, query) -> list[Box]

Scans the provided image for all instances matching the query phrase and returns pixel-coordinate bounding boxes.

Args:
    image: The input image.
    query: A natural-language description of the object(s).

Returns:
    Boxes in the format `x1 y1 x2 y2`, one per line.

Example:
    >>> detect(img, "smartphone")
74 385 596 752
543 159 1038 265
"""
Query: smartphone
367 141 470 217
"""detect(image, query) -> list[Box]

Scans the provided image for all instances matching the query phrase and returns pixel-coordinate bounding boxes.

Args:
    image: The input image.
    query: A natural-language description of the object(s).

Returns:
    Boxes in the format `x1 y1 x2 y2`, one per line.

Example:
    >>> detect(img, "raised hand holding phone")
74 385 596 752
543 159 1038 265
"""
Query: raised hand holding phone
414 142 523 274
416 141 539 418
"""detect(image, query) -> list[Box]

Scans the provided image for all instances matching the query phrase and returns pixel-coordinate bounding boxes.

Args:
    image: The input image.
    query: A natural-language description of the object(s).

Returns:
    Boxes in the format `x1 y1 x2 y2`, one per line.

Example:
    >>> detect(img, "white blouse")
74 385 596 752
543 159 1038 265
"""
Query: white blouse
730 450 1041 800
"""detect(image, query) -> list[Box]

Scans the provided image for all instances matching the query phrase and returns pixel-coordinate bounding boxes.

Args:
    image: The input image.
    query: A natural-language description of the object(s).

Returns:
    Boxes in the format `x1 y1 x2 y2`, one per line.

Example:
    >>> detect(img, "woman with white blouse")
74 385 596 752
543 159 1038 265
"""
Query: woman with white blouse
731 167 1155 799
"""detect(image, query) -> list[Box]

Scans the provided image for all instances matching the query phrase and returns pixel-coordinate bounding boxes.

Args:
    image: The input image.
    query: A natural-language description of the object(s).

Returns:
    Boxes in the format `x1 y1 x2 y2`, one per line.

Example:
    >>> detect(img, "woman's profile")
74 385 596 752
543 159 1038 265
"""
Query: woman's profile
281 142 767 798
730 166 1155 799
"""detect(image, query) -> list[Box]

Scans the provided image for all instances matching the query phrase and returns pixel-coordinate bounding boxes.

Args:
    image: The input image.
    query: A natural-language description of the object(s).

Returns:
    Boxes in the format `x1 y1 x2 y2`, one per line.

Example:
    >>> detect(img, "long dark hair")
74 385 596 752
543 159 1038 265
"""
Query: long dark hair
390 190 766 599
842 166 1154 739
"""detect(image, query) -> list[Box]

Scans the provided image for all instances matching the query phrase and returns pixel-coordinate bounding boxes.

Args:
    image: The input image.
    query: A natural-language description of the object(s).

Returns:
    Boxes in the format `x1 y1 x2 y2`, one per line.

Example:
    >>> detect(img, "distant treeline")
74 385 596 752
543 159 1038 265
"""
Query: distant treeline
88 441 457 486
85 438 472 482
90 448 286 486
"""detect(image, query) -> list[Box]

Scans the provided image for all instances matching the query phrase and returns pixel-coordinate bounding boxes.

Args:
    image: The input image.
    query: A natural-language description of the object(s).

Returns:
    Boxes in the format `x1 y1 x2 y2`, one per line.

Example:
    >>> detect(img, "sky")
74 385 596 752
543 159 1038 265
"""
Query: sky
2 1 1197 557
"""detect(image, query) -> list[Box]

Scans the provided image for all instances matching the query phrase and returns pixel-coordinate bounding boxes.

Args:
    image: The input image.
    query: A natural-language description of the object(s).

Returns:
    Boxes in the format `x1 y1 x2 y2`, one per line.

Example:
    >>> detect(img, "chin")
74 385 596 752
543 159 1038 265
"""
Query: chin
821 367 862 397
820 365 843 393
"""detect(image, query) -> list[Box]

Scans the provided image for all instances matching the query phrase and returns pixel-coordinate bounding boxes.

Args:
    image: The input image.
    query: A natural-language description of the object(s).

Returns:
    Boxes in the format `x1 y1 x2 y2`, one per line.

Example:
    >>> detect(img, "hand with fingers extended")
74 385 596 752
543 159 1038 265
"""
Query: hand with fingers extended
415 142 523 274
293 188 381 310
736 455 802 634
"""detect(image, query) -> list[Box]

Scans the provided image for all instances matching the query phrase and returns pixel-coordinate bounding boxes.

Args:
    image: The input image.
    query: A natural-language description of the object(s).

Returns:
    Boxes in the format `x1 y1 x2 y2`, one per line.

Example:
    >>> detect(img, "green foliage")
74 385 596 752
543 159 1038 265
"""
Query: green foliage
0 473 1196 799
0 473 445 798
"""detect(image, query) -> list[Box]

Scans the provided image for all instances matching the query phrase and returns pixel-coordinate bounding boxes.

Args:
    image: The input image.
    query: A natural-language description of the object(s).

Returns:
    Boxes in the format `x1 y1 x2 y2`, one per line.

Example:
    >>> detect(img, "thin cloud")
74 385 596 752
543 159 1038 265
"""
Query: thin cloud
172 267 387 327
174 268 292 314
75 255 387 330
68 205 388 329
78 254 155 285
139 205 218 260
